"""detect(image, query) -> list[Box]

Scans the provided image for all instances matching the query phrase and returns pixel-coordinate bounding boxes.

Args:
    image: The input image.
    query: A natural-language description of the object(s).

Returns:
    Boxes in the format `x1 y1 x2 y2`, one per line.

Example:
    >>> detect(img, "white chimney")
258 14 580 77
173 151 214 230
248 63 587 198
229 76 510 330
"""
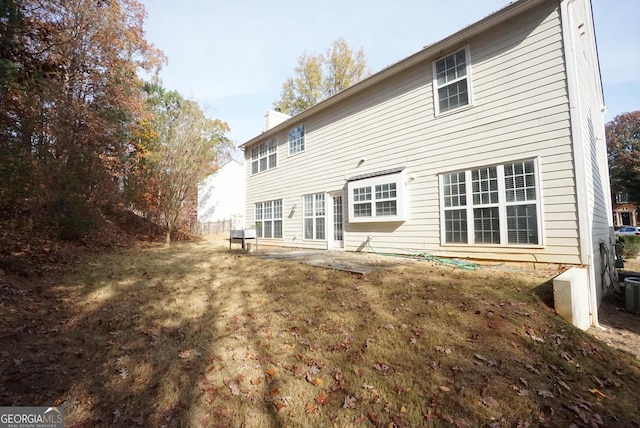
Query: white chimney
263 108 291 132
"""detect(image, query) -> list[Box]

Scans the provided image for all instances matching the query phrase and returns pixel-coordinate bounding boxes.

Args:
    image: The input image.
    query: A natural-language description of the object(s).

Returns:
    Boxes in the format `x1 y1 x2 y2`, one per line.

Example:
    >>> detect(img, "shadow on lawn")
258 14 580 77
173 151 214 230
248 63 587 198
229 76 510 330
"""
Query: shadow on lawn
532 272 640 340
1 244 222 426
50 241 309 427
532 279 554 309
2 240 640 427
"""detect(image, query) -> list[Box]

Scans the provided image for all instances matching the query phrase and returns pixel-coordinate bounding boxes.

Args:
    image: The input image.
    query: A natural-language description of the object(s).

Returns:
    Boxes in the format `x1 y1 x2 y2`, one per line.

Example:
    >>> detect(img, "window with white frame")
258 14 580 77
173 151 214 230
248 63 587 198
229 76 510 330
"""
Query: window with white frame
251 139 277 174
375 183 397 216
433 47 471 114
347 169 406 223
254 199 282 238
441 159 541 246
333 196 344 242
303 193 325 240
353 186 372 217
616 192 629 204
288 124 305 155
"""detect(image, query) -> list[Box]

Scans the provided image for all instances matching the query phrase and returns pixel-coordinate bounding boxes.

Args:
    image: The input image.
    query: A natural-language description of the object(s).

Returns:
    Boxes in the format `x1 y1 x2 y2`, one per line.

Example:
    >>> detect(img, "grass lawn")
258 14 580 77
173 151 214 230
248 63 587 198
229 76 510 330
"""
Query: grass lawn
2 234 640 427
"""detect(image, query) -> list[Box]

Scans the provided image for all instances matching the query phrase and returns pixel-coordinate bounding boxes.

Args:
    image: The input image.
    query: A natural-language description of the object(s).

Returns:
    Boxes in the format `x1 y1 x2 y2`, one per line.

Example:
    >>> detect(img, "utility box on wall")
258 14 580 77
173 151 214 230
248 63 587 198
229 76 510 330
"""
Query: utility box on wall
553 267 591 331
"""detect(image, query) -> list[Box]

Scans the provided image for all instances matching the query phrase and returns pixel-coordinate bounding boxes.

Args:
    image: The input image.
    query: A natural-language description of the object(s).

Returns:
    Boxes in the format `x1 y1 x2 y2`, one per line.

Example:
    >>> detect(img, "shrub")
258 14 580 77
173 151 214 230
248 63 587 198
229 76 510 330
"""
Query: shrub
49 195 98 241
616 235 640 259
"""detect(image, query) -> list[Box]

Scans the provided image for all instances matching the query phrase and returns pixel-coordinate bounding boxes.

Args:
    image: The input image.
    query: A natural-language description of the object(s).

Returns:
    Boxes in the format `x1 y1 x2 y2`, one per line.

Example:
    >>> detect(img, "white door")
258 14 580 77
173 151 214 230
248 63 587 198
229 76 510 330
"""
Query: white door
329 193 344 249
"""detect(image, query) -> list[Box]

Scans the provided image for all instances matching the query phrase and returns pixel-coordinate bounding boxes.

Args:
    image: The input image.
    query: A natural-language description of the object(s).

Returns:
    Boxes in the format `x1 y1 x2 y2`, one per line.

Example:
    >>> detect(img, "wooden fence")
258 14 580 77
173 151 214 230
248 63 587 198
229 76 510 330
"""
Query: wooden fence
193 219 233 235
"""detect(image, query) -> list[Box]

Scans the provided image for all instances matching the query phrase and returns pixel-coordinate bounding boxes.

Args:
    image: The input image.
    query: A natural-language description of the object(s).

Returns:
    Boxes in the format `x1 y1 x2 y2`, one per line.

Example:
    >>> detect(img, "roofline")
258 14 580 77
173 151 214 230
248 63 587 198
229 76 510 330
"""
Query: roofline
219 158 243 167
613 203 638 210
240 0 550 150
588 0 606 108
347 167 405 182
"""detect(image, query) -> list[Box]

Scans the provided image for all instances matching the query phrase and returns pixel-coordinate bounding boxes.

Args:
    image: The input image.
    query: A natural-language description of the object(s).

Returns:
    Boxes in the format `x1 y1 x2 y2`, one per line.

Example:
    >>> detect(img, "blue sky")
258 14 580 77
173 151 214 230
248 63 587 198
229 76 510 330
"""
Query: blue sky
139 0 639 151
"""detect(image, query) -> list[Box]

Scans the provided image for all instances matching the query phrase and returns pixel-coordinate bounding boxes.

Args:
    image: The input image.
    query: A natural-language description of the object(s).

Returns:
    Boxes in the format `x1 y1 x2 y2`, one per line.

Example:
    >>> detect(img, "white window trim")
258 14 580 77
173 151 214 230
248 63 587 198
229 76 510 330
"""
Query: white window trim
616 192 629 204
347 170 407 223
251 138 278 175
288 123 305 156
254 199 283 239
439 158 544 247
432 45 473 116
303 193 326 241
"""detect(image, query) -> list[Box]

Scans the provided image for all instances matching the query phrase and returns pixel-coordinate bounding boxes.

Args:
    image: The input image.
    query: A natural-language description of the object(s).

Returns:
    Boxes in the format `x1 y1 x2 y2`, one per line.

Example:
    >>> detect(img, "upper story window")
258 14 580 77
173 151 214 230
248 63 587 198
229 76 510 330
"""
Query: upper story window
441 159 542 246
616 192 629 204
433 47 472 115
251 138 277 175
288 124 305 155
347 168 406 223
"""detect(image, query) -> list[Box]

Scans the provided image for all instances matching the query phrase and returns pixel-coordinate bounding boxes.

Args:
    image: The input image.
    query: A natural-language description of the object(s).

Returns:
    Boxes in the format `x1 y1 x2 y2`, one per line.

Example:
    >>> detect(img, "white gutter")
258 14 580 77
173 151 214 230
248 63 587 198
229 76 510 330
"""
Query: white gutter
560 0 603 329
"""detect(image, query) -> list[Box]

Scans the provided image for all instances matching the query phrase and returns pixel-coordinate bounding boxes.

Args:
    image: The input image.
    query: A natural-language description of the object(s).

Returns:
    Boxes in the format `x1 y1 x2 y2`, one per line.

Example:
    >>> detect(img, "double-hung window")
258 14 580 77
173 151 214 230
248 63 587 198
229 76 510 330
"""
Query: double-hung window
375 183 397 216
251 139 277 174
433 47 471 114
303 193 325 240
353 186 372 217
616 192 629 204
288 124 305 155
347 168 406 223
441 159 541 246
255 199 282 238
353 183 399 217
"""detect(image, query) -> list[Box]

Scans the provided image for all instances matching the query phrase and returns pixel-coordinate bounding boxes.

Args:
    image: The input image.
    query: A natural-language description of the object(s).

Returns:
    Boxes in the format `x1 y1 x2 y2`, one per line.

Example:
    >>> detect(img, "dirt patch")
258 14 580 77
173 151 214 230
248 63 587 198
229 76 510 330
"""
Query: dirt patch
587 289 640 361
252 247 413 274
585 255 640 361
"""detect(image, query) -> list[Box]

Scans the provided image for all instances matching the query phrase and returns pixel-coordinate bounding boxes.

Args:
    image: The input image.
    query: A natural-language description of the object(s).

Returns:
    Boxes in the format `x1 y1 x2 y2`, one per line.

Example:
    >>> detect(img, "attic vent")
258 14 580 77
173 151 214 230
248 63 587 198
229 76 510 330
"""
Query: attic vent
578 23 586 35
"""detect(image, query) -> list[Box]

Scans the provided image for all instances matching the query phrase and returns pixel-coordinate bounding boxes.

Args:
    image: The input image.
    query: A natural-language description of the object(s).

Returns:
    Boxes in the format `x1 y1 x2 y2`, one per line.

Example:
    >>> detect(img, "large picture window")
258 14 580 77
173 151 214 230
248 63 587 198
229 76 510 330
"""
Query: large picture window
288 124 305 155
347 168 406 223
433 47 471 114
303 193 325 240
441 159 541 246
251 139 277 174
255 199 282 239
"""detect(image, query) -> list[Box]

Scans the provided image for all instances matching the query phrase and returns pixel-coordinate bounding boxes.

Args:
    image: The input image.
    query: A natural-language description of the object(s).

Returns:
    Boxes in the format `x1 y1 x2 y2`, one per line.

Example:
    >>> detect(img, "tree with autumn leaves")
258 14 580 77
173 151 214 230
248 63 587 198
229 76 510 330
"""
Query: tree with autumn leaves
275 38 370 116
131 83 232 244
0 0 231 242
607 111 640 205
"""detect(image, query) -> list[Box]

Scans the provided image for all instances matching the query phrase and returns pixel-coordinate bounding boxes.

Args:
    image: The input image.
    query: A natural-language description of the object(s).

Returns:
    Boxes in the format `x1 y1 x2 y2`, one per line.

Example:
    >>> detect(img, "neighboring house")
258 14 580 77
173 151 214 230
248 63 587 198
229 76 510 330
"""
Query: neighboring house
240 0 613 328
613 203 639 227
611 192 638 227
197 159 245 233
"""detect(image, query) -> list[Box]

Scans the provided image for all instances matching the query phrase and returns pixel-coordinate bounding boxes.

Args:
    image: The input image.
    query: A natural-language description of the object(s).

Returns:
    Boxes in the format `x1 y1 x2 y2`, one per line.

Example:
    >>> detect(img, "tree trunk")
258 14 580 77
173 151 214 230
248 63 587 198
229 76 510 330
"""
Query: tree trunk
165 228 171 245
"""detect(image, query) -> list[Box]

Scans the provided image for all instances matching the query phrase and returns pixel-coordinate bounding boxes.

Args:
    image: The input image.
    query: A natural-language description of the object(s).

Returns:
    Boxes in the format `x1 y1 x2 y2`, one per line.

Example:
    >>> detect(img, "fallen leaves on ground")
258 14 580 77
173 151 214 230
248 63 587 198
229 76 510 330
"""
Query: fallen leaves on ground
3 233 640 427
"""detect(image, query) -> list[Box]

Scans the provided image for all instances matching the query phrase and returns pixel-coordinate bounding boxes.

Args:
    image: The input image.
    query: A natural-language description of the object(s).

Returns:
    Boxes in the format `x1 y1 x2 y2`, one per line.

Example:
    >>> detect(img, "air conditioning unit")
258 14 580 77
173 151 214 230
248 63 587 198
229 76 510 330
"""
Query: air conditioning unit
624 277 640 314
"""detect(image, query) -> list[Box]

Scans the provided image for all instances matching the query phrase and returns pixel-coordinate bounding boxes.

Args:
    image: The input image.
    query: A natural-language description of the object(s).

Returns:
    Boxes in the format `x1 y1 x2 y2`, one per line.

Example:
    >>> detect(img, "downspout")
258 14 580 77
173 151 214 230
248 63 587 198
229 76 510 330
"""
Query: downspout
560 0 604 329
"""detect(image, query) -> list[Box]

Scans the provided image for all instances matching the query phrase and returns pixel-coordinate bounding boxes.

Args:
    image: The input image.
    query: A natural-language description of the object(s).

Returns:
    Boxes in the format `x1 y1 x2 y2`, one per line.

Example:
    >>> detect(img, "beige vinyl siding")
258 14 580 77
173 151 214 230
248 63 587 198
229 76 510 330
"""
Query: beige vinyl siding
425 2 575 262
245 1 583 263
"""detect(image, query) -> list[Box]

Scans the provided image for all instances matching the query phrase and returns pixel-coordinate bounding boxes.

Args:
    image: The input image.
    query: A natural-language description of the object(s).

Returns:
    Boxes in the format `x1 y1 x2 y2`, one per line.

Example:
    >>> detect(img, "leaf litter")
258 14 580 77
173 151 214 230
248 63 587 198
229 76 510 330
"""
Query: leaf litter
1 233 640 427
